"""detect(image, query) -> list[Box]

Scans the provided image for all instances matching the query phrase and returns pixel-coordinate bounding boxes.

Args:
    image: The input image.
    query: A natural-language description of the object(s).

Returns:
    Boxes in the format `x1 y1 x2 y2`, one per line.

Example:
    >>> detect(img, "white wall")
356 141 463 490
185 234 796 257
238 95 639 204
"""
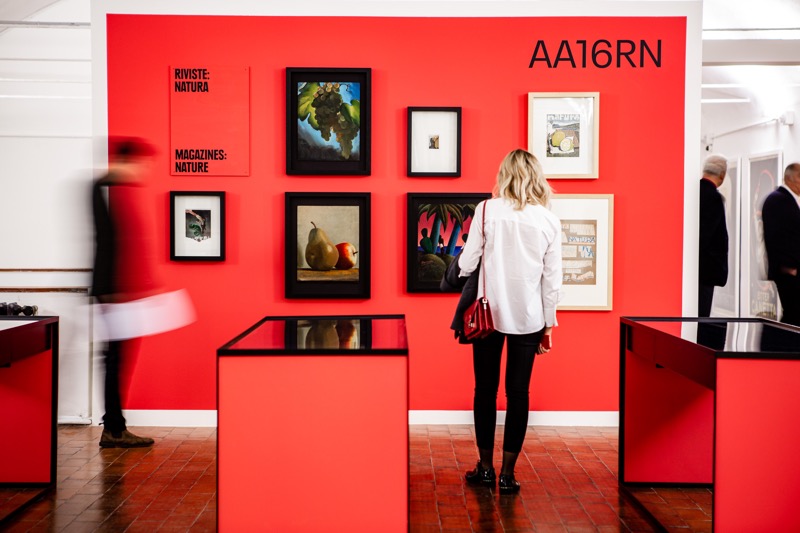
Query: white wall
0 0 94 422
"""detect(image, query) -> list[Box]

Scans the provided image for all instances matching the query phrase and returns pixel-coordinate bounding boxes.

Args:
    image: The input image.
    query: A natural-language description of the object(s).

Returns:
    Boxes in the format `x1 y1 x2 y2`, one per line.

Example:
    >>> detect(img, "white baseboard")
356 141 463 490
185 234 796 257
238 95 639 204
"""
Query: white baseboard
408 410 619 427
75 410 618 428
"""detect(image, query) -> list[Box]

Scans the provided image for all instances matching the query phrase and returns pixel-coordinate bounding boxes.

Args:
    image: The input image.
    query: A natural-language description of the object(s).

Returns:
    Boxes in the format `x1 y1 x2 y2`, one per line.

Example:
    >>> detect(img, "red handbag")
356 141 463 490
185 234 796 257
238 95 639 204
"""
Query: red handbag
462 202 495 341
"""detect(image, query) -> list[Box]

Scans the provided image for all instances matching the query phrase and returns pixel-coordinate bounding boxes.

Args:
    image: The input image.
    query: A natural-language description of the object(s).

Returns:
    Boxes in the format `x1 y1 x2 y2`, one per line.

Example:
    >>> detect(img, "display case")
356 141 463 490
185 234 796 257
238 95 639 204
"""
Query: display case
619 317 800 531
217 315 408 532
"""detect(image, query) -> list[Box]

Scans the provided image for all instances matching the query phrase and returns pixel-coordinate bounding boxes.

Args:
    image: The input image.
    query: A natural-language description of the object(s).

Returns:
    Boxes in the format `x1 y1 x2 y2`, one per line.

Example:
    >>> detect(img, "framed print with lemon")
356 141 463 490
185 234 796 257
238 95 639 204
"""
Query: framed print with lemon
527 92 599 179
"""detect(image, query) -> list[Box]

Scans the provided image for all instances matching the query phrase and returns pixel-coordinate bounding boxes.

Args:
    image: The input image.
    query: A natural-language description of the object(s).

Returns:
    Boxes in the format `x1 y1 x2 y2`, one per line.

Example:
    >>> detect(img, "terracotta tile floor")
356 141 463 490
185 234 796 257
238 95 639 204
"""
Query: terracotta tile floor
1 424 712 532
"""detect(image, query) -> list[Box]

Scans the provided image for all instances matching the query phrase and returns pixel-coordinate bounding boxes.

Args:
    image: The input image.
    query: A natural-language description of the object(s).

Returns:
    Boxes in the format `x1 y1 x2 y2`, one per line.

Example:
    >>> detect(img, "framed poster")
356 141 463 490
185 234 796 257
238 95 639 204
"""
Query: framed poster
406 192 490 292
170 191 225 261
711 157 741 317
742 151 782 320
407 107 461 177
285 192 371 299
286 68 371 175
528 92 600 179
549 194 614 310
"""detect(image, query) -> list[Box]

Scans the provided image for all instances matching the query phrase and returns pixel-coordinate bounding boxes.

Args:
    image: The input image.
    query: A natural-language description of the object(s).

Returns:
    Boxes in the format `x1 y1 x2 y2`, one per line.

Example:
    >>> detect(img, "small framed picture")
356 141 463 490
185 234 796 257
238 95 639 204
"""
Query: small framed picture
407 192 491 292
286 192 371 299
528 92 600 179
407 107 462 177
286 67 371 175
170 191 225 261
549 194 614 310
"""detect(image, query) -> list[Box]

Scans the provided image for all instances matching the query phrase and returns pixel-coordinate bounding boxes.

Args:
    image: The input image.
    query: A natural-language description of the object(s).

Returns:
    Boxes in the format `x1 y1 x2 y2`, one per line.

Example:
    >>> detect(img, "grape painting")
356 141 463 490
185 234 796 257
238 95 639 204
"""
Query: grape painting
297 81 361 161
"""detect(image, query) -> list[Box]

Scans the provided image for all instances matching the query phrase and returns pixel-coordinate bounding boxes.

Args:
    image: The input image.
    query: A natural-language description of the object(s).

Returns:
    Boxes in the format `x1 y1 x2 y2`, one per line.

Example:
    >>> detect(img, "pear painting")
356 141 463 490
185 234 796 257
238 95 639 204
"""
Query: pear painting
296 205 360 283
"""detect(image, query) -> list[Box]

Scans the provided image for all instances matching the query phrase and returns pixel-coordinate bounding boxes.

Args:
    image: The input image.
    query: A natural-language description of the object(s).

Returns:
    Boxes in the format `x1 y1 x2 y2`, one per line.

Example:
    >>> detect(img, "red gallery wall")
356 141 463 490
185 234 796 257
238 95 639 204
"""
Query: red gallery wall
106 15 686 413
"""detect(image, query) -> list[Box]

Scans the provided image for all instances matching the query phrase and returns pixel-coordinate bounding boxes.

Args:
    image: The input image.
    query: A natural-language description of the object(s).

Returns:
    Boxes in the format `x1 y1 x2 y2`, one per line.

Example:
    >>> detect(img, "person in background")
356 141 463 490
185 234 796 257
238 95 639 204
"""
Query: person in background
457 149 562 495
91 137 159 448
698 154 729 317
762 162 800 326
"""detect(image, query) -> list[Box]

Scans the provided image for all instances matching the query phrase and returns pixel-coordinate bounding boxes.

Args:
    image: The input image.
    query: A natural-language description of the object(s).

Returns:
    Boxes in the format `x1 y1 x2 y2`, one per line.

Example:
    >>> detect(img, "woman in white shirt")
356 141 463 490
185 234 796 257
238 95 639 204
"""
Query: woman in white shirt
458 149 562 494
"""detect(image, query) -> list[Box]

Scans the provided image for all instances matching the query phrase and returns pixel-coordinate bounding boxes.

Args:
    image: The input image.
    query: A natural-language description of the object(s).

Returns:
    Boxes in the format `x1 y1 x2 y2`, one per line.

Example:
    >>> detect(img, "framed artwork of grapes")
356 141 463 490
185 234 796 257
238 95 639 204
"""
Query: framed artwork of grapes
170 191 226 261
527 92 600 179
406 192 491 292
407 107 462 177
285 192 371 299
286 67 371 175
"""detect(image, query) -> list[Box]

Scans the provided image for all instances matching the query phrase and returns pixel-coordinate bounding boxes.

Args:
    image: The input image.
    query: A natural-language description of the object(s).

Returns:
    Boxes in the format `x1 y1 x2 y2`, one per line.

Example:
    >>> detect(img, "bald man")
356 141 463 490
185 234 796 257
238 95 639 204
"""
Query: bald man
698 154 729 317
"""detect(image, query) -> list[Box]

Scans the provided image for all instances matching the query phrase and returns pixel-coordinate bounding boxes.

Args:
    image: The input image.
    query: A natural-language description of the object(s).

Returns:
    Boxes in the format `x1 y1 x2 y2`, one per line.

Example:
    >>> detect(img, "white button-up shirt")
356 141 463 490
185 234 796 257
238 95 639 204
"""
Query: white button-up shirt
459 197 562 335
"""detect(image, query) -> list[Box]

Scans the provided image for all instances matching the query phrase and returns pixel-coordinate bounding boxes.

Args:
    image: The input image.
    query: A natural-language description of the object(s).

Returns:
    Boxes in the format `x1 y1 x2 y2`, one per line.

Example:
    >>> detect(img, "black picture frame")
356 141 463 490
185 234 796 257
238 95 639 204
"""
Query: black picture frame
286 67 371 175
170 191 226 261
286 192 371 299
407 107 462 177
407 192 490 292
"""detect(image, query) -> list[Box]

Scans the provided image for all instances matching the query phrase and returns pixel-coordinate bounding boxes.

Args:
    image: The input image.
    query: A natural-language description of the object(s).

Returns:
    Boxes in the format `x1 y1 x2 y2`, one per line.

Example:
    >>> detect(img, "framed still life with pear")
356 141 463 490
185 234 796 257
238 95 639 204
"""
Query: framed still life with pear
285 192 371 299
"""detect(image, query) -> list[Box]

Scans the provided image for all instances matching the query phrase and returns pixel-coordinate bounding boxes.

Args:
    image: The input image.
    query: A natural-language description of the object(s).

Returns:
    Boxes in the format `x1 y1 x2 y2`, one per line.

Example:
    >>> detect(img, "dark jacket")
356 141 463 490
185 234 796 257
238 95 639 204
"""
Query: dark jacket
762 186 800 280
440 253 480 343
699 178 729 286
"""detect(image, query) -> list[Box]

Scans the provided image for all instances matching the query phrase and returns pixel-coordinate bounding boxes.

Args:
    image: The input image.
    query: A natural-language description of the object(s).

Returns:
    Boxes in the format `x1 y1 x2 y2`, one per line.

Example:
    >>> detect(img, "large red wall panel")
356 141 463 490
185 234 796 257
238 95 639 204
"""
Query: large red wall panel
106 15 686 412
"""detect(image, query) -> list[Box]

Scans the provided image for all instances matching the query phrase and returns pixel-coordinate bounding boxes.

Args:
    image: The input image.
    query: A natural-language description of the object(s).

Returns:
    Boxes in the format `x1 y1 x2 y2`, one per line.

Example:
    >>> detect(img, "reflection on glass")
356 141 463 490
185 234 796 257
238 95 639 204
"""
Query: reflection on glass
298 319 361 350
696 321 727 350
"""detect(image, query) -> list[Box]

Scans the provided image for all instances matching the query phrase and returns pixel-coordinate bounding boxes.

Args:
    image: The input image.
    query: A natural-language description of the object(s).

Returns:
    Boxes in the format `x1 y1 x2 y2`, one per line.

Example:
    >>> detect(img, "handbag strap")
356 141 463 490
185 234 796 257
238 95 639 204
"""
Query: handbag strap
479 200 487 300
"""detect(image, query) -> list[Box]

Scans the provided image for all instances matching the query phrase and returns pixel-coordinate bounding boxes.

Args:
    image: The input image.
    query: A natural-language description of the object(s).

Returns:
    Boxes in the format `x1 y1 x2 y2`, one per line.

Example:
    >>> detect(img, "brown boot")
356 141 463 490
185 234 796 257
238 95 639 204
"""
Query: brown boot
99 429 154 448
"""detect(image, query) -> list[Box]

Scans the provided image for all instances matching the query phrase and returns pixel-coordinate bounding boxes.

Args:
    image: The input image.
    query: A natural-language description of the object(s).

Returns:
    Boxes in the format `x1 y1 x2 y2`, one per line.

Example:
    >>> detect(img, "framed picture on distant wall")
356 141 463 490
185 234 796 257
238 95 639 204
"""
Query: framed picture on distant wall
742 151 782 320
528 92 599 179
170 191 226 261
406 193 491 292
711 157 741 317
286 192 371 299
407 107 462 177
286 68 371 175
549 194 613 310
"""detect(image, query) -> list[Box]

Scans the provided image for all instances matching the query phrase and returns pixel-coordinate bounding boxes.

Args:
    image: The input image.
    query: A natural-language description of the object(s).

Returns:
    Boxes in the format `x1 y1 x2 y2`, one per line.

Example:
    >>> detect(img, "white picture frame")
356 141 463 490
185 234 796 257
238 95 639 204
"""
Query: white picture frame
528 92 599 179
710 156 741 318
549 194 614 310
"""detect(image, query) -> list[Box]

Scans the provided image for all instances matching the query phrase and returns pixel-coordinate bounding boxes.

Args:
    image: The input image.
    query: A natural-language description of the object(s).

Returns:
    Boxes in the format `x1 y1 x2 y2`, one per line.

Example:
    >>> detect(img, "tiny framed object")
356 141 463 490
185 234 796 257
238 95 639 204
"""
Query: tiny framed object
407 192 491 292
286 192 371 299
170 191 226 261
286 67 371 175
528 92 600 179
549 194 614 310
407 107 462 177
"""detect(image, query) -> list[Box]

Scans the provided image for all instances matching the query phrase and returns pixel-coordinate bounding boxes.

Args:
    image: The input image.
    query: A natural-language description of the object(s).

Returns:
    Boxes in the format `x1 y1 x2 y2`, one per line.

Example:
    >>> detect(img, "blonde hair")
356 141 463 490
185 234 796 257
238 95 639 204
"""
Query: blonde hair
494 149 552 209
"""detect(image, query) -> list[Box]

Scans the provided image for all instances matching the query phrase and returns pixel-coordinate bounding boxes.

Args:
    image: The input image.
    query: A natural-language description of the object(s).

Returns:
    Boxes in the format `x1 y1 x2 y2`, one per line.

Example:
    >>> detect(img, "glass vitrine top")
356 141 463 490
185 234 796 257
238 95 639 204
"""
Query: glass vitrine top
625 317 800 356
218 315 408 355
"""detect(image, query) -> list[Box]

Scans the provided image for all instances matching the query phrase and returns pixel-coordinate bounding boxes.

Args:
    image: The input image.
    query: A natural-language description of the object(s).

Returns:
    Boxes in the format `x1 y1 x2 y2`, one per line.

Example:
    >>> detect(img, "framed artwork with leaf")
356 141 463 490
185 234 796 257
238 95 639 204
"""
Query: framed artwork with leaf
286 67 371 175
170 191 225 261
407 193 491 292
285 192 371 299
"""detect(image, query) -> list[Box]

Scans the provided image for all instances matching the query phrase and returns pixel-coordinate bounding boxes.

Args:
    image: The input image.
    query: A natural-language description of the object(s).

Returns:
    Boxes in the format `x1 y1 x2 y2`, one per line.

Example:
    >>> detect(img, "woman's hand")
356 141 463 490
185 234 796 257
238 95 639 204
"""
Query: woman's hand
538 327 553 354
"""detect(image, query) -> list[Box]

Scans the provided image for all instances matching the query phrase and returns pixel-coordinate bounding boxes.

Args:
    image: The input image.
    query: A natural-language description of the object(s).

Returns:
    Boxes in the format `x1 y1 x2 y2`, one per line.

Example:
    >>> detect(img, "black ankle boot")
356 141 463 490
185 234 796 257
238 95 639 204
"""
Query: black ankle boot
498 473 520 494
465 460 496 487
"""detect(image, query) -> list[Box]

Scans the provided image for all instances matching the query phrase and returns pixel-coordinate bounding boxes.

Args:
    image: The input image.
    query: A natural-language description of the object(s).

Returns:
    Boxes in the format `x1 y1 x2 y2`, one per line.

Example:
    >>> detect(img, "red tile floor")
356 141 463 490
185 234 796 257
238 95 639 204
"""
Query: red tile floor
1 424 713 532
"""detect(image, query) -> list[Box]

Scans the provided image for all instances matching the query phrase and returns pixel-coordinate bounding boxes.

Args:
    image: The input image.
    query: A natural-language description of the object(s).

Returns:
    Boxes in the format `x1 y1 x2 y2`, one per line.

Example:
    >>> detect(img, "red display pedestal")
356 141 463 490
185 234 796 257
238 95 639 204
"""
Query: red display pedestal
620 317 800 531
217 315 408 532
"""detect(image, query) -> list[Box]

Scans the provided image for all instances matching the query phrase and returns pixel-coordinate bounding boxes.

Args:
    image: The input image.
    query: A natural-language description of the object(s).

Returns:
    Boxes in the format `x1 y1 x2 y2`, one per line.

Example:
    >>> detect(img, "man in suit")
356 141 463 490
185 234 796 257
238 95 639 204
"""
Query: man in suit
762 163 800 326
698 154 729 317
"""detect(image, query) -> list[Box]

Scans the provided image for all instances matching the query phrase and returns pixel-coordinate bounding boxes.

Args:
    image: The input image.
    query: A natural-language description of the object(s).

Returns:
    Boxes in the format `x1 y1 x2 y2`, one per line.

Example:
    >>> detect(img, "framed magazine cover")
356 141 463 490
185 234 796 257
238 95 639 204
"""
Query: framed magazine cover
549 194 613 310
528 92 600 179
170 191 225 261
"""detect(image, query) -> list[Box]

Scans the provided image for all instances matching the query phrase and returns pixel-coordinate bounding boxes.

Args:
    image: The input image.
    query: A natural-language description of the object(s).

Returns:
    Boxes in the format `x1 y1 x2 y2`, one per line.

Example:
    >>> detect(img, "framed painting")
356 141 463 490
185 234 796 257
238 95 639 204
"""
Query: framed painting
528 92 600 179
549 194 614 310
285 192 371 299
407 192 491 293
286 67 371 175
170 191 225 261
407 107 462 177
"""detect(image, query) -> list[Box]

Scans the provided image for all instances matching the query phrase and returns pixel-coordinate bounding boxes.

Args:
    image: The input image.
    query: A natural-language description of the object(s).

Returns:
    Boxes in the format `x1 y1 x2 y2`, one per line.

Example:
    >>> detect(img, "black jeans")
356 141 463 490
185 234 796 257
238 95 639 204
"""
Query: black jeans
471 328 544 454
103 340 128 433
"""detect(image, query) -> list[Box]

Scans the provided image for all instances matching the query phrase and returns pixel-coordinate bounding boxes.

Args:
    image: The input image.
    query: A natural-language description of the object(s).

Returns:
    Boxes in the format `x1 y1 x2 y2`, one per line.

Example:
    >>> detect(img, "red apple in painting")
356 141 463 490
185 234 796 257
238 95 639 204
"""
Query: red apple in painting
335 242 358 270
